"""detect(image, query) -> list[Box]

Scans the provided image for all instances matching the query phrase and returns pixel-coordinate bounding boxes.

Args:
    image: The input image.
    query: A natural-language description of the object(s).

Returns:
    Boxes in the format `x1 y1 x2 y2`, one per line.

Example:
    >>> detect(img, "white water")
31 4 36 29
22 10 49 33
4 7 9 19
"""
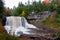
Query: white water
4 16 38 36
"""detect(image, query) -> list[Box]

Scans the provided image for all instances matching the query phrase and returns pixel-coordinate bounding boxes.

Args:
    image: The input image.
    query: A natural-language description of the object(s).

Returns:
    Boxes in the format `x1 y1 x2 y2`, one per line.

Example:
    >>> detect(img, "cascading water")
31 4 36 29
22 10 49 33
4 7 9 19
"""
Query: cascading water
4 16 38 36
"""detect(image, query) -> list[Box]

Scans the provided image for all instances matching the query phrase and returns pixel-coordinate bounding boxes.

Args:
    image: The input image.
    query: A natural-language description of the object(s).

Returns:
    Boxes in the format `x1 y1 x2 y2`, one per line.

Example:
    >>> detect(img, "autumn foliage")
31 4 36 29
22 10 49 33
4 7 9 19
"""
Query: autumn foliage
44 0 50 3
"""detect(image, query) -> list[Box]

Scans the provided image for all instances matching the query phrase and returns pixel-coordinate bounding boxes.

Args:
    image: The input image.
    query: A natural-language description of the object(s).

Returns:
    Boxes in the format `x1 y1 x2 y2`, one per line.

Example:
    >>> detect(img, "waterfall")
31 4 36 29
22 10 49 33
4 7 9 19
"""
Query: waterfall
4 16 38 36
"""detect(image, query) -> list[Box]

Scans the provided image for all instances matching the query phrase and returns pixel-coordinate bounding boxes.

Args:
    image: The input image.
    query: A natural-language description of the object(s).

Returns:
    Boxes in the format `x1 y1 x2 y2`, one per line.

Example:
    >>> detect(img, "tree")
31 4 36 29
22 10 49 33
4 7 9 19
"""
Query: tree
52 0 60 13
21 11 26 17
0 0 4 20
0 0 4 13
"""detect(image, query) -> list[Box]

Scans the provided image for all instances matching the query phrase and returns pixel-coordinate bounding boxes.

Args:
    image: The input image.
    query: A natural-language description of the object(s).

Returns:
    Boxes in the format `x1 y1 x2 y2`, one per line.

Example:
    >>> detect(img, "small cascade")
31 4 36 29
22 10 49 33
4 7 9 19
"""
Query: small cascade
4 16 38 36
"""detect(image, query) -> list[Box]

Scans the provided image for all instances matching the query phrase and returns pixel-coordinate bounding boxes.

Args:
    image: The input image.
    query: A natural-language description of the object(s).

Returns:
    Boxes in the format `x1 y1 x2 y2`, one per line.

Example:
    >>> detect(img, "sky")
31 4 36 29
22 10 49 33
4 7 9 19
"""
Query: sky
4 0 44 9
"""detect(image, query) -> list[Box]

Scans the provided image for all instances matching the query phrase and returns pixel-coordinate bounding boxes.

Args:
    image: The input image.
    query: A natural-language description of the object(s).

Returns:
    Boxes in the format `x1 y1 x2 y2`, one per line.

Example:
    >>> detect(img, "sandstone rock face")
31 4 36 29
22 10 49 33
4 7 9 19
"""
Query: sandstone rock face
0 23 6 33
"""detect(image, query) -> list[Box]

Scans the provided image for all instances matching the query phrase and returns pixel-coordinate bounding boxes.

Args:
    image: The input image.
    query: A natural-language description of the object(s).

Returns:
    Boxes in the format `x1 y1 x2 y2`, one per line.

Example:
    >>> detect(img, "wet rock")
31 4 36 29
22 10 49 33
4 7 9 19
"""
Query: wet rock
54 37 60 40
2 16 6 26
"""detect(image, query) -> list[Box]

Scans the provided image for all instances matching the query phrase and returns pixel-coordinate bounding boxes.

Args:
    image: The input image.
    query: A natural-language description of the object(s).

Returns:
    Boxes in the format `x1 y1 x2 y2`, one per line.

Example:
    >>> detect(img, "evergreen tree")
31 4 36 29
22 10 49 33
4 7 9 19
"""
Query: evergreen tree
0 0 4 19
